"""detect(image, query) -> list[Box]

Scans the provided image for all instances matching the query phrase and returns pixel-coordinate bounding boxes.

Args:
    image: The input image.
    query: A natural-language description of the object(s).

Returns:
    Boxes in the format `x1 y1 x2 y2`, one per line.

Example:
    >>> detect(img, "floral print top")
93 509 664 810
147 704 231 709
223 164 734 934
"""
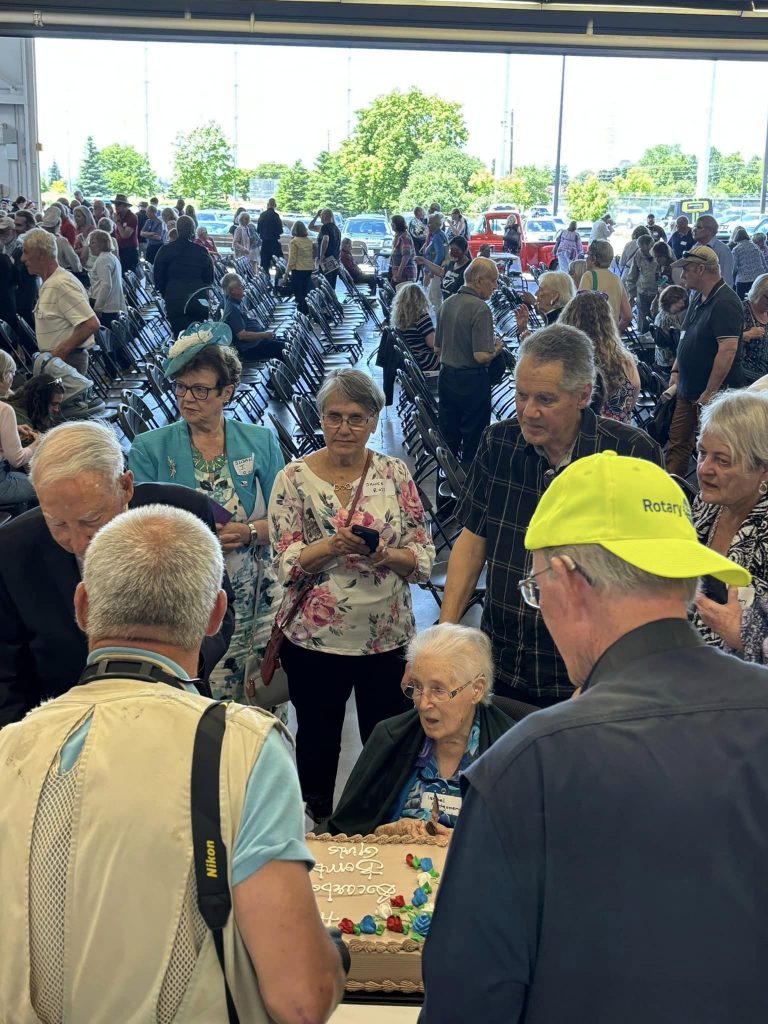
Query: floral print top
268 450 435 656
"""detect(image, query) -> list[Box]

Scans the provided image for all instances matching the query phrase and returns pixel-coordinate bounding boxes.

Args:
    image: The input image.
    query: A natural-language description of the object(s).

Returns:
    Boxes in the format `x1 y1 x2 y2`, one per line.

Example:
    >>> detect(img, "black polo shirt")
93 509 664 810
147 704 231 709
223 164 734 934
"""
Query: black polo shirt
677 279 744 401
457 407 663 701
420 619 768 1024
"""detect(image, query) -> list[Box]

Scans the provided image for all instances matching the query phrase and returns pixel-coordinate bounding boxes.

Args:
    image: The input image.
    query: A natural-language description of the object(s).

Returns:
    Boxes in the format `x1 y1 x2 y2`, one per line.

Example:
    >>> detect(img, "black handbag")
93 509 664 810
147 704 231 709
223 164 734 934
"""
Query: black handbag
647 394 677 446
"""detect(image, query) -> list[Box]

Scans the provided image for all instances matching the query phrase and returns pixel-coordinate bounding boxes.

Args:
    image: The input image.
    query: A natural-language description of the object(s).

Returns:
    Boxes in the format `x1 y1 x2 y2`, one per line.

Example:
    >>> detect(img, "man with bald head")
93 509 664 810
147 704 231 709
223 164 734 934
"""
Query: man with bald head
435 256 503 469
0 420 234 725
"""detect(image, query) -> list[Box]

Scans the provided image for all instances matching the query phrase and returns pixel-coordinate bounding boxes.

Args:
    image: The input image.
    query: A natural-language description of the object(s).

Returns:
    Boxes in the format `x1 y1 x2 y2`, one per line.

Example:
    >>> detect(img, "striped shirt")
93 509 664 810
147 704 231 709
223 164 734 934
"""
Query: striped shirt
401 313 438 372
457 408 664 701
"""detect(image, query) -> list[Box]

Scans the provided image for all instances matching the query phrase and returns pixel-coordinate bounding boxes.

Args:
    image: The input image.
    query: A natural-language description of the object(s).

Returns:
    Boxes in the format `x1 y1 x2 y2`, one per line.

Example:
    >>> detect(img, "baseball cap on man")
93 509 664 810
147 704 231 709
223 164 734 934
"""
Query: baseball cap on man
525 451 750 585
671 245 719 271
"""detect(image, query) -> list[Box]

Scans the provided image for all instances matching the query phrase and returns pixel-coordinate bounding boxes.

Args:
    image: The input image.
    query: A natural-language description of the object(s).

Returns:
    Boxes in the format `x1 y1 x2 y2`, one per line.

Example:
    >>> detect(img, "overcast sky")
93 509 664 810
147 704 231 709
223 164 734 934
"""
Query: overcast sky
35 38 768 186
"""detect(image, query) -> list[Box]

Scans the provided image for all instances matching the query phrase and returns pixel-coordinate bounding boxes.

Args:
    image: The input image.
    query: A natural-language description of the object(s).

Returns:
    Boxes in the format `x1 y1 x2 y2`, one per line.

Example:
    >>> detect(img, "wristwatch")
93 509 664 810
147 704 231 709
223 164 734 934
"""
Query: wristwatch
247 522 259 546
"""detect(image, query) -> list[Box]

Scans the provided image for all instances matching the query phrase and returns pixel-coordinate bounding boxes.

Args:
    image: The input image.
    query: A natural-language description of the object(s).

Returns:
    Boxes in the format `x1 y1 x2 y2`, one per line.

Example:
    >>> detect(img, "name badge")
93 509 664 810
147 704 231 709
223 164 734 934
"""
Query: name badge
421 792 462 817
233 455 254 476
363 479 386 497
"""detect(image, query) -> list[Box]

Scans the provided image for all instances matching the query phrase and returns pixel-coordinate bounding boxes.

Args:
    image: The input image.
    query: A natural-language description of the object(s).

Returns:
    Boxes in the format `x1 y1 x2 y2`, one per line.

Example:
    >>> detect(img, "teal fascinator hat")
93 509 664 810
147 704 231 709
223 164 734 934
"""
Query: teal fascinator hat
162 321 233 377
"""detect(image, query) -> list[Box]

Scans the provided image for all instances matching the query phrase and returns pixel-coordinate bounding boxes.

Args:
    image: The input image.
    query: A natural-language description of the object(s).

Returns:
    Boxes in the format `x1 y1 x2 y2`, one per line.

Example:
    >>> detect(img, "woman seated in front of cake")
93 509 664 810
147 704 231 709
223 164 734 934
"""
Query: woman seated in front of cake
327 624 513 838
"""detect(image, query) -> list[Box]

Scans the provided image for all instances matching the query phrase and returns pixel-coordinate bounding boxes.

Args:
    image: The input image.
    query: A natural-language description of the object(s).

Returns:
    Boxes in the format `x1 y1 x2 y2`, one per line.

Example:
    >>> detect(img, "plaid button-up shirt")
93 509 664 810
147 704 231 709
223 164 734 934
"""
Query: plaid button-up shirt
457 408 664 701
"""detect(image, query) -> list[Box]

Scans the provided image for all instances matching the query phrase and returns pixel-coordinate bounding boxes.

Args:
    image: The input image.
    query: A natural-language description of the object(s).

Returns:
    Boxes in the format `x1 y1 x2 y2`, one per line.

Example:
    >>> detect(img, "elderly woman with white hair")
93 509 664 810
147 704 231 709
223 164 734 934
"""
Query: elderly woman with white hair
579 238 632 332
327 624 514 837
233 212 261 274
0 349 38 512
693 390 768 660
737 273 768 386
88 229 126 331
514 270 575 341
269 368 435 824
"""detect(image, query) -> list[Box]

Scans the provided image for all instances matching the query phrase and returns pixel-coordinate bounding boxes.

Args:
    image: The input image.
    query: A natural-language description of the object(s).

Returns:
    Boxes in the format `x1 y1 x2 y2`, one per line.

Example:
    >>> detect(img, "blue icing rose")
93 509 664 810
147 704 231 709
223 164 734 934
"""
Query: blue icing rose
420 857 433 872
360 915 377 934
411 913 431 938
412 887 427 907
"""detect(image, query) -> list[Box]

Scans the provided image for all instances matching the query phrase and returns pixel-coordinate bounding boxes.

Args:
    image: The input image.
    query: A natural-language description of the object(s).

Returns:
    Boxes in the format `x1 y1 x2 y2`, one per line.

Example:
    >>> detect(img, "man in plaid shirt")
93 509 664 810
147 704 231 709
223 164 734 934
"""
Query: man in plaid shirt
439 324 664 706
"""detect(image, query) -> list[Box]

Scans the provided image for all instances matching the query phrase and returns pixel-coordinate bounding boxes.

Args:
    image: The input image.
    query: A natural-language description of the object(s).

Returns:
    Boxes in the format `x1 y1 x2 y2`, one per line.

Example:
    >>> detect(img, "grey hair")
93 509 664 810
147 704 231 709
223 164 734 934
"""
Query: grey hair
699 389 768 474
696 214 719 236
537 271 576 308
539 543 699 604
22 227 57 261
586 239 613 268
316 368 385 418
0 350 15 376
30 420 125 492
464 257 497 286
406 623 494 704
427 213 443 230
88 229 112 254
82 504 223 650
517 323 596 394
753 232 766 247
748 273 768 305
221 272 243 297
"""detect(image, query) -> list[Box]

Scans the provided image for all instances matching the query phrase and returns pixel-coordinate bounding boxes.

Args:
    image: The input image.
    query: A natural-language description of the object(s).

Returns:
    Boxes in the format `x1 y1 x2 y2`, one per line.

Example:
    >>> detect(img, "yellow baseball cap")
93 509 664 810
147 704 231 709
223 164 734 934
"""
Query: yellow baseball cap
525 451 750 585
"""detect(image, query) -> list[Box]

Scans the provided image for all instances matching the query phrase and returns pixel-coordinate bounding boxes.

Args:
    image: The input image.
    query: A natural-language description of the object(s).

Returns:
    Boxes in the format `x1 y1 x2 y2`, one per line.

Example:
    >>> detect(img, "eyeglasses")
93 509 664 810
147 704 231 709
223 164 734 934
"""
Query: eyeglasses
173 382 222 401
402 674 482 704
518 558 592 608
322 412 371 430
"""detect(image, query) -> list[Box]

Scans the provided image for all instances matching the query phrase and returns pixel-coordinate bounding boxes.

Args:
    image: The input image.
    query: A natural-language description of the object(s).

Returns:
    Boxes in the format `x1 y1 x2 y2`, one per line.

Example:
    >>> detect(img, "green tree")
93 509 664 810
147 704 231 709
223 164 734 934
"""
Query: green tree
77 136 108 197
565 176 612 221
47 159 62 185
99 143 156 197
231 168 256 201
49 179 67 195
306 150 353 214
637 144 697 194
612 166 655 197
172 121 234 208
399 146 486 214
709 148 762 197
346 88 468 210
275 161 311 211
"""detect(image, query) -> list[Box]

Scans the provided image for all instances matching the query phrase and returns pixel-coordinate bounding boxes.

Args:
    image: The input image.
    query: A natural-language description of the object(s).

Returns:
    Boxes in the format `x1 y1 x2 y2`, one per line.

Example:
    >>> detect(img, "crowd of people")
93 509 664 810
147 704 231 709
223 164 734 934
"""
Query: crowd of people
3 182 768 1021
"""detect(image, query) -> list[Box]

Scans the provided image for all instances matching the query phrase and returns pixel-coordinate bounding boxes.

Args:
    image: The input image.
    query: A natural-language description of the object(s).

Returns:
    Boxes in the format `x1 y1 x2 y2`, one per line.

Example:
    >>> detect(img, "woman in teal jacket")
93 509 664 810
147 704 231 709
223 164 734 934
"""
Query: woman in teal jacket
129 322 284 701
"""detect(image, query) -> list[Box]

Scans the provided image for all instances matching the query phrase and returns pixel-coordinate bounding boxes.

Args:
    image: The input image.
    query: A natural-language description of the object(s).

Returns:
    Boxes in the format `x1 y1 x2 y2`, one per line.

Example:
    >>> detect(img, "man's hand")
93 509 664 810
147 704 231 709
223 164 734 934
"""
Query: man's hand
697 390 715 407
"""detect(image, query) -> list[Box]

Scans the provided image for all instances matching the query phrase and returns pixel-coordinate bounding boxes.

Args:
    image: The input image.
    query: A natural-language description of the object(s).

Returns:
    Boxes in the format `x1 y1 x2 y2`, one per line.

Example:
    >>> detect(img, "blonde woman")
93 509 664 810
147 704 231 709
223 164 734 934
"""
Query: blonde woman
285 220 315 315
391 283 438 372
559 290 640 424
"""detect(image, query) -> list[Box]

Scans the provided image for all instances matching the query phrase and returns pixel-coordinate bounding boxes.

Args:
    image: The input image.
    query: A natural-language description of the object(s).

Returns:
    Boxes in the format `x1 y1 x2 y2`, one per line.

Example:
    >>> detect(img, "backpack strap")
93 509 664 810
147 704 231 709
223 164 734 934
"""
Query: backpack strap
191 702 239 1024
591 270 598 290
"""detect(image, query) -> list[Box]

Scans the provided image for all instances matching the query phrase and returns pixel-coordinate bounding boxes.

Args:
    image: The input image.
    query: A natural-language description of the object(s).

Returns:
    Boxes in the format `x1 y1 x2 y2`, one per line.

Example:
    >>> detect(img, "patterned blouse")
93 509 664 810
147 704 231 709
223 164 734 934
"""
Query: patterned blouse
269 450 435 656
389 709 481 828
733 240 766 285
741 297 768 383
390 231 417 283
693 492 768 649
601 370 639 424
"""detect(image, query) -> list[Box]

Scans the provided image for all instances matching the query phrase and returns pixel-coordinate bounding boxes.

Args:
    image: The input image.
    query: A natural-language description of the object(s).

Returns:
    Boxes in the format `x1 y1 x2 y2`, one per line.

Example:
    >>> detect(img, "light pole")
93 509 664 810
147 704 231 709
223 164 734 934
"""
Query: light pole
553 55 566 216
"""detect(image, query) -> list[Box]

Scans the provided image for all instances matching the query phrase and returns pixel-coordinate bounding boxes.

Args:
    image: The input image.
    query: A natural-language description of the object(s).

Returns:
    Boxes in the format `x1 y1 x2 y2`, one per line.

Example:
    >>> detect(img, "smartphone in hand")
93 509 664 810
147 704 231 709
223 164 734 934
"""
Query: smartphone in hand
701 575 728 605
351 525 380 552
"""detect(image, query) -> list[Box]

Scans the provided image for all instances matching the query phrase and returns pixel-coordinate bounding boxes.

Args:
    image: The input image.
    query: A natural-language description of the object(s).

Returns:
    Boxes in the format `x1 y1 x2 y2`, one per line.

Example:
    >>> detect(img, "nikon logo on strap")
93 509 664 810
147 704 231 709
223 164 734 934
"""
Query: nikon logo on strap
205 839 218 879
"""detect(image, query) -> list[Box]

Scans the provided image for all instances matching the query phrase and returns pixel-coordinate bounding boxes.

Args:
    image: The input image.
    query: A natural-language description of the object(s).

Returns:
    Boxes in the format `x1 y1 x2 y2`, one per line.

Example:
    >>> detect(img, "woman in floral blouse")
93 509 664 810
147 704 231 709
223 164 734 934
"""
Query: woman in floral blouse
269 368 435 823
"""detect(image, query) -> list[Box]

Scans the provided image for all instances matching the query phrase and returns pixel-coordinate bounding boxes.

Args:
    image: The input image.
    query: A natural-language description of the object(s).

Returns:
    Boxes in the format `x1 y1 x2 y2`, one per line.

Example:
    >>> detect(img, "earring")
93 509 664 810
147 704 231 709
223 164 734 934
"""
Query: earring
760 481 768 495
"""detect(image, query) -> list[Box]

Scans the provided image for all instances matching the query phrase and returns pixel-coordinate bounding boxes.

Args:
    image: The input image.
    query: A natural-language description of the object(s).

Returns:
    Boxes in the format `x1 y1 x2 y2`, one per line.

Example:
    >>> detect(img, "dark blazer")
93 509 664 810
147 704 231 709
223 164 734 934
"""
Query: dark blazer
327 703 514 837
0 482 235 726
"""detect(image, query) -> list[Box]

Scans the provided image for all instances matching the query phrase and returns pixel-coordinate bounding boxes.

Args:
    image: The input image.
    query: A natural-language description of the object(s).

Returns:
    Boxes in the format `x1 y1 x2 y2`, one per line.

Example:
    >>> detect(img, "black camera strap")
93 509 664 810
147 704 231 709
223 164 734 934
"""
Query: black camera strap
191 701 239 1024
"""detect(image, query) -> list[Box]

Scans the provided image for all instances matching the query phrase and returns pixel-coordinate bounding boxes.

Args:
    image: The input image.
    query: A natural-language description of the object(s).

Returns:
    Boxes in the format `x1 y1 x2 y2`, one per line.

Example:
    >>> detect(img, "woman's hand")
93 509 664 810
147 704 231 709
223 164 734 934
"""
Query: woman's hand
18 425 38 444
328 526 370 557
744 326 764 342
216 520 251 553
514 305 530 333
695 586 743 651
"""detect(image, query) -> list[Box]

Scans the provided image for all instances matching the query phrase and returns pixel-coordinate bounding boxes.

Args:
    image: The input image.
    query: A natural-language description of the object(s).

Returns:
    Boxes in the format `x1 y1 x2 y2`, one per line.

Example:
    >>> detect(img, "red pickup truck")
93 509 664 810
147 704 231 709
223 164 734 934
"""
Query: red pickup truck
468 210 558 271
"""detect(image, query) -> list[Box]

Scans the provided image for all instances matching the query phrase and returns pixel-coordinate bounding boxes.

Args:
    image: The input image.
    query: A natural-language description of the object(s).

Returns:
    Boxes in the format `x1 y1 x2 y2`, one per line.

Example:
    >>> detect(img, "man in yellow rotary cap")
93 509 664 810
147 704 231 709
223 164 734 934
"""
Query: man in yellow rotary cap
421 452 768 1024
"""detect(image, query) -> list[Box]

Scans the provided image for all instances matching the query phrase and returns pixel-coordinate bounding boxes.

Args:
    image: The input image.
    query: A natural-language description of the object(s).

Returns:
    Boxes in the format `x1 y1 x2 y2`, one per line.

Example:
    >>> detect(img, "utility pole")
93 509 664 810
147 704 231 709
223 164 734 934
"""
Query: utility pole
761 109 768 215
233 48 239 167
553 55 566 215
696 60 717 198
498 53 511 177
509 109 514 174
143 45 150 158
346 50 352 137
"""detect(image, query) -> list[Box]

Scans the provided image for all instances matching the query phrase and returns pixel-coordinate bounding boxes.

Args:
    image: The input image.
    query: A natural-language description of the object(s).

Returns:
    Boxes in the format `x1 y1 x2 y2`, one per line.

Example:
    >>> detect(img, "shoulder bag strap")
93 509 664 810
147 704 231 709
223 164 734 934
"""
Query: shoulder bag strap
191 701 239 1024
591 270 599 290
344 449 372 526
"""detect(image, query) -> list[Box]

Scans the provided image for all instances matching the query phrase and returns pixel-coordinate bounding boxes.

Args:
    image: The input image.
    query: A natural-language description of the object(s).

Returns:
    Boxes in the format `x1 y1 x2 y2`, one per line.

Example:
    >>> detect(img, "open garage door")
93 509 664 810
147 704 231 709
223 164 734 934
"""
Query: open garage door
1 1 768 60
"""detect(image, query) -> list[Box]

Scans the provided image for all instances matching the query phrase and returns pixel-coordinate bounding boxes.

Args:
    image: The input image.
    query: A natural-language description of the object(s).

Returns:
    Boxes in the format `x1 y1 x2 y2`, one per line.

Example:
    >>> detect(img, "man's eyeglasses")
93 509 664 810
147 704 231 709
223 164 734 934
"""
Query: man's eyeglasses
173 382 222 401
322 412 371 431
518 558 592 608
402 674 481 704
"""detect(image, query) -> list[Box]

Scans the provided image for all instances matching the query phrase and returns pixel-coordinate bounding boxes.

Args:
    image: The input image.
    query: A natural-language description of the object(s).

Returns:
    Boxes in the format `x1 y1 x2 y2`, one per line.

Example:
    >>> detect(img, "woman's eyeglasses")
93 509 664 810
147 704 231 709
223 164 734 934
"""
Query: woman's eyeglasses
173 382 222 401
322 412 371 430
402 675 481 704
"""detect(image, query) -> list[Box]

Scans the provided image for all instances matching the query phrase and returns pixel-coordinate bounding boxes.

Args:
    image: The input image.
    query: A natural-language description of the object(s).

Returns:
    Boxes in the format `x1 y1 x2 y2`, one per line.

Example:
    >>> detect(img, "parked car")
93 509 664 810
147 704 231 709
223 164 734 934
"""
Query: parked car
663 197 713 233
469 210 586 271
342 215 393 255
613 206 649 230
